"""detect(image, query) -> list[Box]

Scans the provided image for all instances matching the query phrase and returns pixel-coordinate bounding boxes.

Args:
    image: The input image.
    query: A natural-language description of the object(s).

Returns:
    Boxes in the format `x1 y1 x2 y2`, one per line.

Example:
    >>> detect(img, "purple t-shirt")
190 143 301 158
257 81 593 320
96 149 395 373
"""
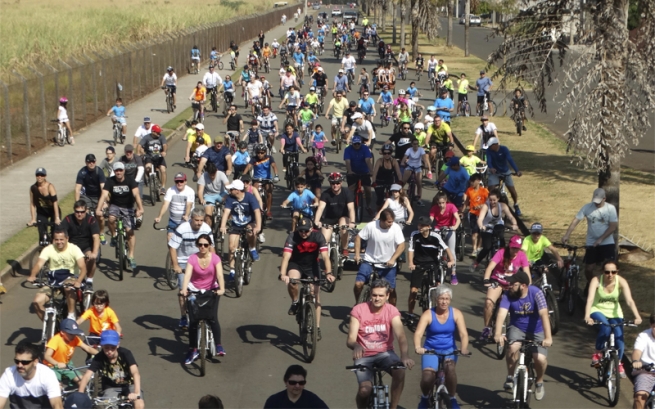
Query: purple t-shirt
500 285 547 333
490 248 529 281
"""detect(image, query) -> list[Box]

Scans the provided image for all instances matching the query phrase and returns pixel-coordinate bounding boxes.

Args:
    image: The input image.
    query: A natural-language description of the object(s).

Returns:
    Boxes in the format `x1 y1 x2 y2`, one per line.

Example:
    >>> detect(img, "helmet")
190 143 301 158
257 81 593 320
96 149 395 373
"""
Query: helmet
151 125 162 133
309 87 316 91
59 97 68 103
398 89 406 95
167 66 173 72
238 141 248 149
244 65 249 69
414 123 425 130
327 172 343 183
255 143 267 153
427 106 436 112
381 144 393 153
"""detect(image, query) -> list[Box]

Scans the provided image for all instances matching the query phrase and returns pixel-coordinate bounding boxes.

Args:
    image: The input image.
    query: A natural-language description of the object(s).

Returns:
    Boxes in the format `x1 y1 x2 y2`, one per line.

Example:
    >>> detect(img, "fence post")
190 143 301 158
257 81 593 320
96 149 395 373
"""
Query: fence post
0 80 12 163
58 59 74 127
44 63 59 103
26 67 48 144
84 54 98 115
11 71 31 155
115 47 125 101
94 52 109 114
71 57 87 126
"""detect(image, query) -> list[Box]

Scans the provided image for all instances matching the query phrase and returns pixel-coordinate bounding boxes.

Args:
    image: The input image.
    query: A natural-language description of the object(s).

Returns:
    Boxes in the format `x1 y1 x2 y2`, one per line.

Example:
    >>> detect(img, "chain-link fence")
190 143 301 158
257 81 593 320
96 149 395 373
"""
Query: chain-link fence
0 3 300 168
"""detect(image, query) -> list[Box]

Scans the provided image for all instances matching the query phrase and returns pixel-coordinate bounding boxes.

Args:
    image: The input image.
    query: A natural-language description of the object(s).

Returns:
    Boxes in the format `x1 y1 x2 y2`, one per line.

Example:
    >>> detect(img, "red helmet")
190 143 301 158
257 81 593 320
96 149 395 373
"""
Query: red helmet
151 125 162 134
328 172 343 183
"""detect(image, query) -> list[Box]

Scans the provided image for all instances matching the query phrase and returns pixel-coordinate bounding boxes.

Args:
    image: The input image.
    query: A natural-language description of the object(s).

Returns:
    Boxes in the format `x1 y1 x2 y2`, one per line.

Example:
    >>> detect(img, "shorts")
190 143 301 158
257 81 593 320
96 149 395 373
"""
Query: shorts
457 93 468 103
192 57 200 62
331 116 342 127
108 205 135 230
487 172 514 187
166 85 177 94
114 116 127 125
287 105 297 113
175 263 188 288
144 155 167 168
356 262 397 289
409 264 437 288
80 195 99 212
167 218 182 233
469 213 480 233
353 351 402 384
51 361 78 383
203 193 227 205
346 173 372 187
507 326 548 357
633 372 655 393
287 261 321 279
422 349 458 371
477 93 489 104
100 385 144 402
321 215 350 226
583 244 616 265
229 223 256 235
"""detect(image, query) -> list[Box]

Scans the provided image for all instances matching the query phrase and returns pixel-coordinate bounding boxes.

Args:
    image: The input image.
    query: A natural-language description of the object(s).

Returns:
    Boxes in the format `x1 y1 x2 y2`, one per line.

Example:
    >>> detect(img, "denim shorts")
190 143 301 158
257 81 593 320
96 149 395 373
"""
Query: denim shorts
167 218 182 233
176 263 187 288
356 262 397 289
203 193 226 205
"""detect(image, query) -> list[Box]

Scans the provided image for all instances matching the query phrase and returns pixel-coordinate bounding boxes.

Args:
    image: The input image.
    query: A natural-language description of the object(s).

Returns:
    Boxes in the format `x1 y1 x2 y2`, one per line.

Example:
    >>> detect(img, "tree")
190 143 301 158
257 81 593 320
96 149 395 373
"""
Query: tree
487 0 655 238
400 0 407 48
447 0 454 46
410 0 441 58
465 0 470 56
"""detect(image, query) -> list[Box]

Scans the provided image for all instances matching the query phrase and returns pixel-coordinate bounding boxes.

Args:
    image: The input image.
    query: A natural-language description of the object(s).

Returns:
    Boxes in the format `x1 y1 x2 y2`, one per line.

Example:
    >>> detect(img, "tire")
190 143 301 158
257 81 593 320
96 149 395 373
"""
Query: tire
516 119 522 136
91 373 101 398
82 291 92 311
457 230 465 262
243 255 252 285
113 127 120 146
148 175 156 206
302 302 318 363
167 95 173 114
165 252 178 290
566 276 576 316
44 314 57 345
199 321 207 377
608 354 621 406
438 390 453 409
497 311 509 359
218 62 224 70
516 369 527 408
488 100 497 116
213 225 223 259
234 252 244 297
464 103 471 117
545 289 560 335
355 190 364 223
117 233 125 281
420 280 430 311
435 157 444 177
357 285 371 304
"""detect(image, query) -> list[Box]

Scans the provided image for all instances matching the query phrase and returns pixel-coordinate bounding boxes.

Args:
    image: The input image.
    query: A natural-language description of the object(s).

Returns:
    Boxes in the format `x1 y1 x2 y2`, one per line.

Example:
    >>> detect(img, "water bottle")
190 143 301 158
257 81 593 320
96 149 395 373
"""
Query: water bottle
188 293 196 303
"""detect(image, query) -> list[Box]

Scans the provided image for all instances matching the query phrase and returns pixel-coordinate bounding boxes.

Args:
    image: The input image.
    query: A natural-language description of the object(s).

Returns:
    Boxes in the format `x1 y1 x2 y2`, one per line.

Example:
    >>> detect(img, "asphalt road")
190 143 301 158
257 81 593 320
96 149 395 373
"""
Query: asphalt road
441 18 655 174
0 20 632 408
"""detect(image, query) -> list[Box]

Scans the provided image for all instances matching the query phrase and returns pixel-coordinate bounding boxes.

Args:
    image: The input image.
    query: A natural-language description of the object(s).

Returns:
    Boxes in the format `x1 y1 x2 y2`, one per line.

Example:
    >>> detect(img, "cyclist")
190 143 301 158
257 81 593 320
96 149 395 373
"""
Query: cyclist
304 155 324 197
27 229 87 321
106 97 127 142
371 145 403 208
257 106 279 153
521 222 564 277
190 45 201 69
344 135 374 214
242 120 264 157
297 102 317 138
181 233 226 364
160 66 177 109
168 208 213 329
245 144 279 220
426 55 438 80
203 65 224 109
434 88 454 124
428 191 462 285
98 162 144 269
198 161 229 227
262 43 272 68
346 113 376 146
459 144 485 175
341 51 357 82
77 330 144 409
485 137 523 215
279 85 302 129
223 75 236 105
292 48 305 79
220 179 262 278
232 141 251 179
281 177 319 232
74 154 106 244
406 81 420 98
584 260 642 378
223 104 244 150
472 116 499 159
264 365 328 408
347 279 414 409
312 67 329 99
239 65 252 97
631 312 655 409
475 70 493 114
120 145 145 201
415 53 424 76
138 124 168 195
133 116 154 147
398 47 409 72
435 156 470 209
209 46 219 67
314 172 356 255
246 76 264 117
28 167 60 246
401 139 430 205
426 116 454 171
44 318 98 385
358 89 376 123
442 76 455 100
281 123 308 170
494 271 552 401
462 173 488 257
99 146 117 178
325 91 349 145
423 105 437 125
511 88 529 131
229 40 240 66
333 69 350 97
456 73 470 114
154 172 195 241
248 51 260 74
304 87 320 113
0 341 62 409
407 216 453 316
76 289 122 343
184 122 210 165
197 135 233 178
59 200 100 291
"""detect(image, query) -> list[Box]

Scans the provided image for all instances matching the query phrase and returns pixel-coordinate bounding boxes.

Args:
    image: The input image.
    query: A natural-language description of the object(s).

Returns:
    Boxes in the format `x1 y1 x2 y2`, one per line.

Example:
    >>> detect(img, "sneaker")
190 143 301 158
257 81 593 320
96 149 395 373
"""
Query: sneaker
110 236 117 247
503 376 514 391
522 125 527 131
450 397 461 409
266 211 273 220
331 140 336 146
479 326 491 341
179 316 188 329
591 352 602 366
67 313 76 320
229 270 235 281
85 281 94 292
513 204 522 216
271 146 277 153
249 249 260 262
418 395 429 409
129 258 137 269
215 345 226 357
288 302 299 315
619 363 626 378
415 200 424 207
450 274 459 286
159 187 166 196
317 328 322 341
469 262 479 273
184 349 199 365
258 233 266 243
535 383 545 400
100 234 106 245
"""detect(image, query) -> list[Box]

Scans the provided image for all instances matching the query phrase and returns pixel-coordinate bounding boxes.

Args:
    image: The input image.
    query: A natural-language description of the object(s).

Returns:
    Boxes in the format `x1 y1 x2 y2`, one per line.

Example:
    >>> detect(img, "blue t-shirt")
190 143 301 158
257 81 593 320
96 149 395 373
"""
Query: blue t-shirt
433 97 454 122
210 50 219 59
299 42 307 52
344 145 373 174
191 48 200 58
312 131 326 143
282 132 300 153
307 55 318 64
111 106 126 117
240 71 250 82
225 192 260 227
442 165 470 196
286 189 316 215
224 80 234 91
406 86 418 97
359 97 375 114
232 150 250 166
476 77 493 96
318 35 325 43
380 91 393 104
334 75 348 91
500 285 548 334
293 52 304 64
487 145 519 174
250 155 275 179
202 146 231 172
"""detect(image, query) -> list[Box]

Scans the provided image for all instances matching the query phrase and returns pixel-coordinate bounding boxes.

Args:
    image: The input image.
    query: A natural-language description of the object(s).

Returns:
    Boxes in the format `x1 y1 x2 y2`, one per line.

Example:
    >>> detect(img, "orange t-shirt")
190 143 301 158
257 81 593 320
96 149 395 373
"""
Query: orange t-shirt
466 186 489 216
262 47 272 58
45 333 81 366
80 306 119 335
194 86 206 101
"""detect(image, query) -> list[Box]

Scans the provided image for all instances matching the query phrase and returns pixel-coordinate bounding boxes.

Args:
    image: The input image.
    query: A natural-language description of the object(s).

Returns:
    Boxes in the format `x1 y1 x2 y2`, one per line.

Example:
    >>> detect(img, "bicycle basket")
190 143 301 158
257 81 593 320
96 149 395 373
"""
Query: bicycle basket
187 291 217 322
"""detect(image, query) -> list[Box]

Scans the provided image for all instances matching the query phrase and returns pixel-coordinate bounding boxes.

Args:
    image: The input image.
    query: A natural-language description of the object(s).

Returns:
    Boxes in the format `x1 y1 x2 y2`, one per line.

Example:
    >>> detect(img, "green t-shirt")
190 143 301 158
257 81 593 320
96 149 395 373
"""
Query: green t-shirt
459 154 481 175
299 109 315 123
521 234 552 262
305 93 319 105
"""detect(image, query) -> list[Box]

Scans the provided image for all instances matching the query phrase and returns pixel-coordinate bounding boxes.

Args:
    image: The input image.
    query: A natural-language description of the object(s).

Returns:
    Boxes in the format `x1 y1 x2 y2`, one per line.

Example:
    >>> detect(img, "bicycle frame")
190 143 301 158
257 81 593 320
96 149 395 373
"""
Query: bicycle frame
511 339 539 407
346 363 406 409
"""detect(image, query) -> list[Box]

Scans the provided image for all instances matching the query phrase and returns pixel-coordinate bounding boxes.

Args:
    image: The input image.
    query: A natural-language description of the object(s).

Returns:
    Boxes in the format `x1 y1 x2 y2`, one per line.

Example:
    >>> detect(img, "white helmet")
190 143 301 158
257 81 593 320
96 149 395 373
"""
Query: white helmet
414 123 424 130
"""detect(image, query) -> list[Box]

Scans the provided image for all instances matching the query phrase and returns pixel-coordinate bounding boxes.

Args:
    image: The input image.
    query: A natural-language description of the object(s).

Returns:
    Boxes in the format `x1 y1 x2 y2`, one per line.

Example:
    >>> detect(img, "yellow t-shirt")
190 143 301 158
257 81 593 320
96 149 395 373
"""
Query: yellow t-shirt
330 98 350 118
189 132 211 154
443 79 454 91
458 79 469 94
81 306 120 335
521 234 553 263
459 154 482 175
437 64 448 73
39 243 85 272
193 86 206 101
427 122 452 145
305 93 319 105
415 131 427 147
45 333 81 366
262 47 272 58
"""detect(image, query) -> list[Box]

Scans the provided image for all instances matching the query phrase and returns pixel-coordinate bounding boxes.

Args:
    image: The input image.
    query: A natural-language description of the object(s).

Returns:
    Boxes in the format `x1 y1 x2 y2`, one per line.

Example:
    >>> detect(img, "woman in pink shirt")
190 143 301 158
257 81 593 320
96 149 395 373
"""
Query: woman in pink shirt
429 191 461 285
181 233 226 364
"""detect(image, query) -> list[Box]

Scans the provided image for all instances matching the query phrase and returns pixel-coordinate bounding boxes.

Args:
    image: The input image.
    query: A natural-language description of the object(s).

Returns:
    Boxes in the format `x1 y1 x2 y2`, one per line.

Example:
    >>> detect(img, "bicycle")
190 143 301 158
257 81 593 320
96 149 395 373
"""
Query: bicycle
144 157 162 207
191 101 204 124
111 116 127 146
93 395 139 409
232 227 253 297
114 213 133 280
421 350 471 409
379 106 390 128
455 221 467 262
222 92 233 116
640 363 655 409
153 222 179 290
347 70 355 88
429 70 436 91
206 200 225 258
356 261 387 304
416 66 423 81
187 290 219 376
60 363 97 399
209 88 219 113
416 263 439 312
476 93 496 117
351 175 367 223
399 63 408 81
35 280 75 346
404 166 422 205
555 243 582 316
210 56 224 71
300 122 314 151
591 320 637 406
513 106 525 136
345 362 406 409
509 339 543 409
323 224 349 293
289 277 326 362
531 263 560 335
52 120 71 147
458 94 471 117
283 152 300 190
163 86 175 113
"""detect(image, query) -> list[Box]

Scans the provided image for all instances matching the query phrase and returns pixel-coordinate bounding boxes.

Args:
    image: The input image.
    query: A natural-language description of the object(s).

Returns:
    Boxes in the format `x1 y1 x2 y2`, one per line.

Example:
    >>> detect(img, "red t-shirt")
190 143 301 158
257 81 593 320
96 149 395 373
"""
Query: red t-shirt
351 302 401 356
429 202 458 228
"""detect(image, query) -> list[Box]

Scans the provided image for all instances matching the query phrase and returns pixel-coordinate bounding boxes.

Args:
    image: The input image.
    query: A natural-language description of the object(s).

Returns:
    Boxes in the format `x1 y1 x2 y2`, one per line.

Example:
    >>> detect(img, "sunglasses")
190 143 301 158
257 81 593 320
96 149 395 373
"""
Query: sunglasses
175 180 185 184
14 359 34 366
197 243 211 248
114 169 124 172
604 270 618 275
125 151 134 154
74 210 87 214
215 142 224 145
87 160 96 163
36 174 46 177
330 182 341 185
383 152 391 155
287 380 307 386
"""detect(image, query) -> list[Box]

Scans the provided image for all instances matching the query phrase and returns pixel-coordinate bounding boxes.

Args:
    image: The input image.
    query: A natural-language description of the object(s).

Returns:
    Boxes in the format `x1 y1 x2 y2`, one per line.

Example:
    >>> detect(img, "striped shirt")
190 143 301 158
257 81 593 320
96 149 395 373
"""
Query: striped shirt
163 186 195 223
168 222 213 266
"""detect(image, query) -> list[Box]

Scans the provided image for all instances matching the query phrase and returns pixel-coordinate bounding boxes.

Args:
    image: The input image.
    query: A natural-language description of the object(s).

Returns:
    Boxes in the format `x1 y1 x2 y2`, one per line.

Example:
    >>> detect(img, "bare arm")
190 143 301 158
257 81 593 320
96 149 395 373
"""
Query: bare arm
562 217 581 243
391 316 414 367
454 308 470 354
619 277 642 324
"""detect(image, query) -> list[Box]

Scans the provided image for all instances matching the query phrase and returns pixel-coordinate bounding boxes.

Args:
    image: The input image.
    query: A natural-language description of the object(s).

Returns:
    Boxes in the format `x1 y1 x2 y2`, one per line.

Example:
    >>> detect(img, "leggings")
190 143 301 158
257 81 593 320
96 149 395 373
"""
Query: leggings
441 229 456 272
591 312 624 358
188 296 221 348
475 225 506 263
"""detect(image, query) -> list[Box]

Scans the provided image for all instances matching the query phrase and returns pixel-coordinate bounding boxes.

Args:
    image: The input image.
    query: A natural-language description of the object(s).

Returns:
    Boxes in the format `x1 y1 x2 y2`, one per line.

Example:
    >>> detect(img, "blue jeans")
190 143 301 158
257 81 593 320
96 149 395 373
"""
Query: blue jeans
591 312 624 358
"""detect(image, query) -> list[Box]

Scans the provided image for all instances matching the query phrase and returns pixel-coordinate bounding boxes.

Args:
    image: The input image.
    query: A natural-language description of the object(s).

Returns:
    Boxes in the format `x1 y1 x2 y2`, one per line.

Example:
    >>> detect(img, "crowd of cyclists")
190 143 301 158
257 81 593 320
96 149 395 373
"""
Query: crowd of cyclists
3 10 655 409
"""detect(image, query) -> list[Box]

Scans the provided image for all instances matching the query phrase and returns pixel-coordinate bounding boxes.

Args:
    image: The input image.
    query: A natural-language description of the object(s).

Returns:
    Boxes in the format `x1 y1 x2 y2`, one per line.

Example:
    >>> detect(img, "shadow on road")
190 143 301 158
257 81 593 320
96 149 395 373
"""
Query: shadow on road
546 363 608 406
321 305 350 335
133 314 186 343
236 324 307 363
457 383 507 408
5 327 42 345
145 336 187 363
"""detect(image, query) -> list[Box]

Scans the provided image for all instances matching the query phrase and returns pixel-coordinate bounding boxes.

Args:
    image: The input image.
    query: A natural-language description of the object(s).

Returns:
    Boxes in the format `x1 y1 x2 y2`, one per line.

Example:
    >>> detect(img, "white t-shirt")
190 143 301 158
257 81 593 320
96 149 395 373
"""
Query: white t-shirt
634 329 655 366
427 59 438 70
247 81 262 98
575 202 618 246
134 124 153 142
404 147 426 168
281 75 297 88
203 72 223 88
342 56 356 70
386 198 407 222
57 106 68 122
358 220 405 265
163 73 177 86
0 364 61 406
285 91 301 106
475 122 498 149
164 185 195 223
354 120 375 140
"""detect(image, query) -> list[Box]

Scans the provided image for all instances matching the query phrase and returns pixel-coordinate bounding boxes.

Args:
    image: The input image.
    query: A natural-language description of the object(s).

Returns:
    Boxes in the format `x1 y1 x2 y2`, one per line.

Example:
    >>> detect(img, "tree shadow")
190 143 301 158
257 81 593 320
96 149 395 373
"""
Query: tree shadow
236 324 307 362
457 383 508 409
145 336 188 364
546 363 608 406
5 327 42 345
132 314 186 344
321 305 351 335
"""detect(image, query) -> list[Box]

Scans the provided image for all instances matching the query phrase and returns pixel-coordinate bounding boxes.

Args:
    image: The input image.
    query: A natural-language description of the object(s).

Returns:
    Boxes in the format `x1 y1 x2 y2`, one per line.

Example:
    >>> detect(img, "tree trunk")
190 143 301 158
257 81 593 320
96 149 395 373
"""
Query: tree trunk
411 0 419 58
381 0 387 31
400 0 406 48
447 0 454 47
464 0 470 56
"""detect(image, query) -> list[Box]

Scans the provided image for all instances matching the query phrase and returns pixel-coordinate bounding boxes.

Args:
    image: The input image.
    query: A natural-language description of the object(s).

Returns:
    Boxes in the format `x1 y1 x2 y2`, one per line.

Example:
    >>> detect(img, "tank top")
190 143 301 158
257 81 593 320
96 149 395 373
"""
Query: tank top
590 275 623 318
283 133 299 153
424 307 457 350
305 169 321 187
31 183 57 217
481 201 504 227
386 198 406 222
376 159 396 184
247 129 260 144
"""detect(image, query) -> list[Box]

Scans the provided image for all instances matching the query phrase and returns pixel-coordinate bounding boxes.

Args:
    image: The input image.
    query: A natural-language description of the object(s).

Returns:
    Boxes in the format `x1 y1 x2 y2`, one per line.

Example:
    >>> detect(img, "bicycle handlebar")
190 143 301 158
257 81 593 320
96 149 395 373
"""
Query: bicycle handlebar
422 350 471 357
153 222 167 231
27 221 56 227
289 278 328 285
508 339 545 347
555 243 582 251
346 363 406 371
590 320 638 328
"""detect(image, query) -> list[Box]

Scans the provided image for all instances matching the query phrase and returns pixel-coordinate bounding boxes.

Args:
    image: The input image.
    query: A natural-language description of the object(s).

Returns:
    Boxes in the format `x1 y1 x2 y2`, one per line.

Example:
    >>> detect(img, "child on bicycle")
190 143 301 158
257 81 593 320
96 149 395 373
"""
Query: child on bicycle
232 141 251 179
459 144 485 175
106 98 127 141
297 102 316 139
462 173 488 257
304 157 324 198
309 124 327 165
280 177 319 232
57 97 74 145
44 319 98 385
77 290 122 345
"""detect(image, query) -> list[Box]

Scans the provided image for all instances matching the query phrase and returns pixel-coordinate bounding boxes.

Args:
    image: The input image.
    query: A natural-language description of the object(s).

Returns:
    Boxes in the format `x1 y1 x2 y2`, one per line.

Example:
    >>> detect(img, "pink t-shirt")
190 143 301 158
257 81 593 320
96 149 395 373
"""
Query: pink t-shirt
490 248 529 281
429 203 458 228
351 302 401 356
188 253 221 290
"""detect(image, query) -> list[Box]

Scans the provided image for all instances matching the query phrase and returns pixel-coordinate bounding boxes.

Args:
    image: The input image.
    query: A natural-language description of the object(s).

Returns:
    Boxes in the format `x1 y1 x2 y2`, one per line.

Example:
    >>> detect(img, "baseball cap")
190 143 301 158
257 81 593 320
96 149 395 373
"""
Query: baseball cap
417 216 432 226
143 116 151 122
113 161 125 171
310 86 316 91
448 156 460 166
124 144 134 153
444 150 455 158
35 167 47 176
506 271 530 286
106 146 115 153
390 184 402 192
226 179 245 191
85 153 96 162
338 69 344 73
465 144 475 151
480 70 486 74
100 330 120 346
64 392 93 409
297 218 312 231
592 188 606 204
509 235 523 248
530 223 543 234
214 135 225 144
351 112 363 120
487 137 499 146
195 123 205 130
60 319 85 336
174 172 187 182
352 136 362 144
318 67 324 71
481 116 489 121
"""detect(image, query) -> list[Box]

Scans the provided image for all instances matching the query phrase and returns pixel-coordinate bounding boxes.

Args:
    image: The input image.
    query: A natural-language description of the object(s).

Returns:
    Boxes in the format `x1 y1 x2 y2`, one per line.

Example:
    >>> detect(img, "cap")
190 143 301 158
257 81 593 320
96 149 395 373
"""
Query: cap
530 223 543 234
417 216 432 226
226 179 245 191
35 167 47 176
85 153 96 162
195 123 205 130
143 116 151 122
214 135 225 143
352 136 362 144
592 188 606 204
390 184 402 192
448 156 460 166
297 218 312 231
64 392 93 409
487 137 499 145
465 144 475 151
100 330 120 346
318 67 324 71
106 146 115 153
507 271 530 286
480 70 486 74
310 86 316 91
481 116 489 121
509 235 523 249
444 150 455 158
60 319 85 336
113 161 125 171
124 144 134 152
174 172 187 182
399 89 406 94
349 101 357 107
338 69 344 73
351 112 363 120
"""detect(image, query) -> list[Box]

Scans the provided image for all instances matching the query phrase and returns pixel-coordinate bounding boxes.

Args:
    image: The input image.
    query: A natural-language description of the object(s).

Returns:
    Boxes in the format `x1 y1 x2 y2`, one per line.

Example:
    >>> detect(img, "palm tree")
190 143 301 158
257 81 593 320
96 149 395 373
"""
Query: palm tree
410 0 441 58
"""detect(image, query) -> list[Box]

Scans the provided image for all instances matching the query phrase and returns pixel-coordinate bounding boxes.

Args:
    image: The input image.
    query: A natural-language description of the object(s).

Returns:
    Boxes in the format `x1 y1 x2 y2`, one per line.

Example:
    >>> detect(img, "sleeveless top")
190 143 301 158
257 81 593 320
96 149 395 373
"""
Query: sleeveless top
481 200 504 227
424 307 457 350
305 169 322 187
386 198 406 222
31 183 57 217
376 159 395 184
246 129 260 144
282 133 299 153
590 275 623 318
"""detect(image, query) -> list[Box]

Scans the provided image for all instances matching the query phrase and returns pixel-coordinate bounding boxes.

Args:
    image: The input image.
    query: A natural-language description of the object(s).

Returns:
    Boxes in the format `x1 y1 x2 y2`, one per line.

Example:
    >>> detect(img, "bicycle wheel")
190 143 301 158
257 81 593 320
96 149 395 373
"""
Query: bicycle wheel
464 102 471 117
357 190 365 223
166 95 173 114
324 248 338 293
199 321 207 377
420 279 430 311
234 252 244 297
243 254 252 285
82 291 92 311
302 302 318 363
218 61 224 70
113 126 120 146
516 118 522 136
515 368 527 409
148 175 156 206
165 252 178 290
545 289 560 335
607 354 621 406
566 275 576 316
357 284 371 304
213 225 223 259
457 229 465 262
43 314 57 345
488 100 497 116
117 233 125 281
497 311 509 359
211 94 217 113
